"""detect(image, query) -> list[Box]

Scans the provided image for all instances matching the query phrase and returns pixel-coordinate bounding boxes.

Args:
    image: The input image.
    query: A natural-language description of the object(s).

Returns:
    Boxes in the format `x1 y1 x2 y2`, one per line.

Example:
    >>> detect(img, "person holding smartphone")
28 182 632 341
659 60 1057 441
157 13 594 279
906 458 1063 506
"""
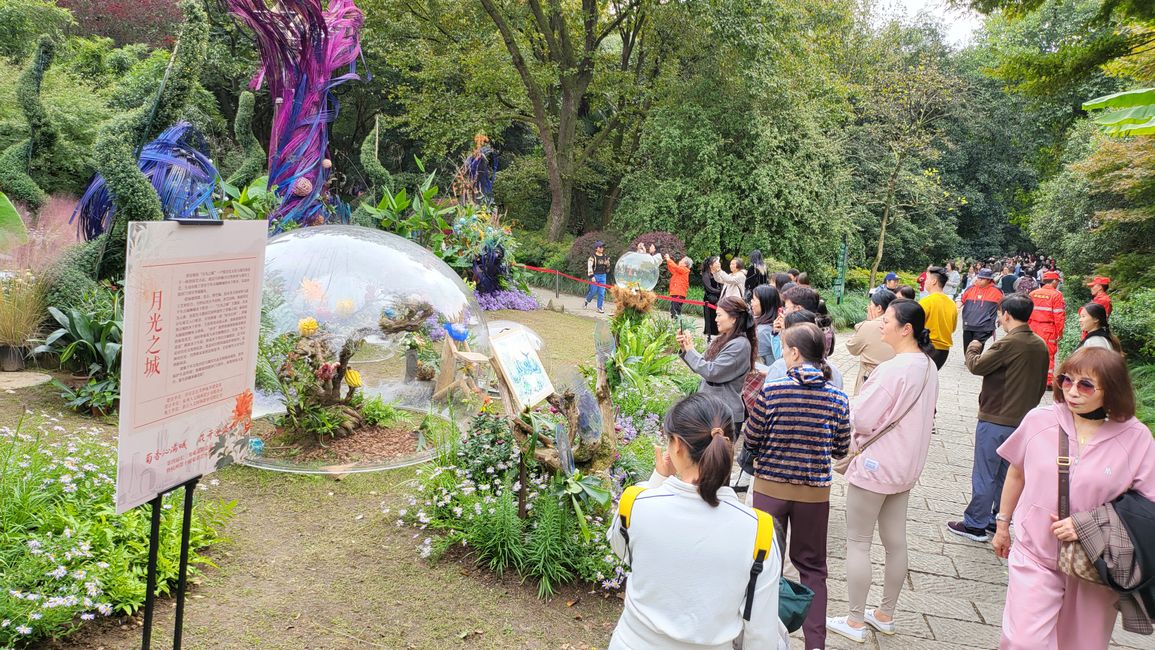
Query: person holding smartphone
676 296 756 430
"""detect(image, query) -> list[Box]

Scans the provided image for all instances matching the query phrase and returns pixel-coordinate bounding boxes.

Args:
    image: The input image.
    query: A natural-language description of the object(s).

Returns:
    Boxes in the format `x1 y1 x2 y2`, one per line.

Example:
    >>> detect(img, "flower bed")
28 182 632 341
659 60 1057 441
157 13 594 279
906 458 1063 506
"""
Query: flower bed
0 416 233 646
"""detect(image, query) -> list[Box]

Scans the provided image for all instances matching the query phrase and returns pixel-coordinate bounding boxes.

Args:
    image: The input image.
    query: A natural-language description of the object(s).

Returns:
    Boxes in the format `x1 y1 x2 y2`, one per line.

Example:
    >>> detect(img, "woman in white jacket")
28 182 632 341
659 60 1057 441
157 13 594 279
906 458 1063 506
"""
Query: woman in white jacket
713 257 748 301
608 394 784 650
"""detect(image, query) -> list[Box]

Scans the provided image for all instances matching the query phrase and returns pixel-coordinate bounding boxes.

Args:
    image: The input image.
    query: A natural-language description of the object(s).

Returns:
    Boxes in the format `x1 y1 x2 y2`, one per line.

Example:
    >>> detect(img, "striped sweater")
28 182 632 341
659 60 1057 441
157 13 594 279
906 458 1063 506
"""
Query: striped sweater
742 364 851 488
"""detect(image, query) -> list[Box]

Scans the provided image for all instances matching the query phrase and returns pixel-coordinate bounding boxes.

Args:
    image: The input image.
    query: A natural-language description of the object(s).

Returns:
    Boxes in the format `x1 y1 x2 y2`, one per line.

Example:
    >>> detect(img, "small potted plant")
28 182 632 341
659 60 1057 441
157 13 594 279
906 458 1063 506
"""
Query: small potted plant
0 271 46 372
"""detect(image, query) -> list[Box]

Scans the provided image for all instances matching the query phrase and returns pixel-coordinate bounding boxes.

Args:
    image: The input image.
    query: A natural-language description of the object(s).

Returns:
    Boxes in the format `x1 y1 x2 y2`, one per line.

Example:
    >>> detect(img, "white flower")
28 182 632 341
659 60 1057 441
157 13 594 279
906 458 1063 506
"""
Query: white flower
16 625 32 635
81 613 95 620
29 613 42 620
48 566 67 579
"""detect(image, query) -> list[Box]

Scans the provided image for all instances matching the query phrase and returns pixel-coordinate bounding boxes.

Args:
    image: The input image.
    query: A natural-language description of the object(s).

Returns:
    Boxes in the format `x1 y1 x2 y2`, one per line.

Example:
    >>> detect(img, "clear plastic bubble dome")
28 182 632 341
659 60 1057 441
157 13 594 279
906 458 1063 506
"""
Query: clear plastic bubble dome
615 251 660 291
249 225 490 474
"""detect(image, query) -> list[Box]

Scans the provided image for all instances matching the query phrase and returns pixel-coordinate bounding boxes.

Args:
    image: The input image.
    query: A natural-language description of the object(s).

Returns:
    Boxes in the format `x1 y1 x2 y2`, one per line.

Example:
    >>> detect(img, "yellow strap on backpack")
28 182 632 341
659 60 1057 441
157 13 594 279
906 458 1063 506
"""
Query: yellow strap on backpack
752 509 774 560
617 485 646 530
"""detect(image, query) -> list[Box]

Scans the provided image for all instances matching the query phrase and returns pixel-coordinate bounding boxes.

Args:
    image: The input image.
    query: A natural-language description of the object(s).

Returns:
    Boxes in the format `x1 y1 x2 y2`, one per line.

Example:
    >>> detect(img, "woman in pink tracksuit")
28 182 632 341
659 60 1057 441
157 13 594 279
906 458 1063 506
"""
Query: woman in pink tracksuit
827 299 940 643
993 347 1155 649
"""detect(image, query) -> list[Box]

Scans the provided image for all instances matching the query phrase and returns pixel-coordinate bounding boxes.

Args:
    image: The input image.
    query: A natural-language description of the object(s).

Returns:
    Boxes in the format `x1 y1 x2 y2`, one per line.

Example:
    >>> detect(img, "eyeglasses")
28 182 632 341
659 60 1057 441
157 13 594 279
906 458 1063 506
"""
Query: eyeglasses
1057 374 1100 397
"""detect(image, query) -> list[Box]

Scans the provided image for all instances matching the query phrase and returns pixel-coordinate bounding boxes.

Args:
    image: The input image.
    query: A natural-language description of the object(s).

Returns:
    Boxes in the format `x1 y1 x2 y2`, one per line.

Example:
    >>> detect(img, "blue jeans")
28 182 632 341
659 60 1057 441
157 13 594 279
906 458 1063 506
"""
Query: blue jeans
584 273 606 309
963 419 1017 530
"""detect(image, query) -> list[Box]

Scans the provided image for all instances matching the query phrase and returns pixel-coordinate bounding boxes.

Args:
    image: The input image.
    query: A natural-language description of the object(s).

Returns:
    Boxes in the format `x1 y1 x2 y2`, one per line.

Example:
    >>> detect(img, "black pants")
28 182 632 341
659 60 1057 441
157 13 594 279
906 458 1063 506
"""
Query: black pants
669 297 684 319
930 348 949 369
963 329 994 349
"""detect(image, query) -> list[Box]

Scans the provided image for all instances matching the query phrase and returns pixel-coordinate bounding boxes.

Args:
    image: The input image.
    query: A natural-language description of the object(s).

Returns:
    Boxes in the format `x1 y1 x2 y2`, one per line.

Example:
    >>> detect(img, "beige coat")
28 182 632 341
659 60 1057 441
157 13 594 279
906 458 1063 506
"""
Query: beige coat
845 316 895 395
713 269 747 302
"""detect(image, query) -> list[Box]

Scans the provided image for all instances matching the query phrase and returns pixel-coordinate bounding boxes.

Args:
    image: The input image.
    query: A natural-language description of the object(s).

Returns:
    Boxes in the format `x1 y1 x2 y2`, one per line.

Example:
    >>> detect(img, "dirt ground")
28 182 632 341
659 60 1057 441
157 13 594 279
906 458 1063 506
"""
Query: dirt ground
14 308 625 650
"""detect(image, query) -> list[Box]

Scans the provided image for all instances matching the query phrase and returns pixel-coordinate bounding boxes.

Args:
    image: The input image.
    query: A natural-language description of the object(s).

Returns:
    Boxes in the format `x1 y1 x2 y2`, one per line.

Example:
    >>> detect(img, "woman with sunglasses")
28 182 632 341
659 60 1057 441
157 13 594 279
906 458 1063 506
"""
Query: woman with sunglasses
607 394 784 650
993 347 1155 649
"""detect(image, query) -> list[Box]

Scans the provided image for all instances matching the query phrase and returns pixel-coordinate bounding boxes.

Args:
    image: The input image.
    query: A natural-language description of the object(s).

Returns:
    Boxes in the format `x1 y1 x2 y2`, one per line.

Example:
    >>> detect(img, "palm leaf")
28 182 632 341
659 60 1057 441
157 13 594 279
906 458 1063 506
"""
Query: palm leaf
0 192 28 253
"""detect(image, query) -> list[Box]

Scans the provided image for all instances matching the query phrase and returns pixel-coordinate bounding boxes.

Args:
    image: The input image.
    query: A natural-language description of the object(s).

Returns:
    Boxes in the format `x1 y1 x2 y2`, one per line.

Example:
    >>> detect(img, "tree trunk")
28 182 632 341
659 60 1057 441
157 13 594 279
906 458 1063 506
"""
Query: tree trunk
869 153 904 289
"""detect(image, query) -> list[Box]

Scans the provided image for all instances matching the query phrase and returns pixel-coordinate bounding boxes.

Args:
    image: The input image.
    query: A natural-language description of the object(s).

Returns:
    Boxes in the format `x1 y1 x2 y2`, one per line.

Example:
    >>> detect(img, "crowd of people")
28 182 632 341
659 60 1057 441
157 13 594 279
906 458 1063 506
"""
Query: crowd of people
594 241 1155 650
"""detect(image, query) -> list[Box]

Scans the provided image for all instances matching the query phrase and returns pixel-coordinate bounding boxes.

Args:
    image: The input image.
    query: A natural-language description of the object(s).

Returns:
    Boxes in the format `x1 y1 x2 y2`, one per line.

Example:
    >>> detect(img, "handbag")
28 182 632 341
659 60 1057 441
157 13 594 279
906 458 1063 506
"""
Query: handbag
1056 427 1105 584
834 359 932 475
778 577 814 633
741 368 768 415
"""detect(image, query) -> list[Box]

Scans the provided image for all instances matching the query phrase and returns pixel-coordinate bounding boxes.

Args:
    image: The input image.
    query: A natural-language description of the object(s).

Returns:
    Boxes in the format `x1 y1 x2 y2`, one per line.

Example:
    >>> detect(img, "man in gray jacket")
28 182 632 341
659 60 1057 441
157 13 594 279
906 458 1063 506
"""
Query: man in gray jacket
947 293 1049 542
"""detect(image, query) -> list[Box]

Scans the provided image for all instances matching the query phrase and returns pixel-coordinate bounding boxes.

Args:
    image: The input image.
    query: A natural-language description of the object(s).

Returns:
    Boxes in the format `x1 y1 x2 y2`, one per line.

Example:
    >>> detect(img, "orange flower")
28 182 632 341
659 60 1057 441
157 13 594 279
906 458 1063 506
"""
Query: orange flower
299 278 325 304
232 389 254 431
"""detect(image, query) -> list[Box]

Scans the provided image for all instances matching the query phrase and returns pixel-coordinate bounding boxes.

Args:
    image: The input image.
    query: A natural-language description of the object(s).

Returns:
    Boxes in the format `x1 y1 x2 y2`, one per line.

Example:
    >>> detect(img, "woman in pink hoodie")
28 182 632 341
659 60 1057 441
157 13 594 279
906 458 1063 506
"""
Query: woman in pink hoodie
827 299 939 643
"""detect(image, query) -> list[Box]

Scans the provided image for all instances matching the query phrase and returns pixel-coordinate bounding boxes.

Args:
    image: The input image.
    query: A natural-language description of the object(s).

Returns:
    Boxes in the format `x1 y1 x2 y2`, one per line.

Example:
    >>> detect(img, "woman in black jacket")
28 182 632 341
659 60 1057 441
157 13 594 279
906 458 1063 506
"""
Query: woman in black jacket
702 256 722 341
745 249 768 299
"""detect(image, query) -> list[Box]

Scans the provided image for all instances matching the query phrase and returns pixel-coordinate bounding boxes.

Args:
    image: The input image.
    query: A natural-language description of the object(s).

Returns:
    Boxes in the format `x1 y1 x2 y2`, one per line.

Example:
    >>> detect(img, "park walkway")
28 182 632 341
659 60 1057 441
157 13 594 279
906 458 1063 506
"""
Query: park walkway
530 287 1148 650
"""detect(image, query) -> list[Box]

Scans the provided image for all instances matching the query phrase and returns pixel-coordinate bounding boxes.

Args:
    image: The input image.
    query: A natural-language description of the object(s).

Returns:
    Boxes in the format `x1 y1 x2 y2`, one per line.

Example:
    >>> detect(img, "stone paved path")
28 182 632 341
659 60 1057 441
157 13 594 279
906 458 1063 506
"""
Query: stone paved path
532 287 1147 650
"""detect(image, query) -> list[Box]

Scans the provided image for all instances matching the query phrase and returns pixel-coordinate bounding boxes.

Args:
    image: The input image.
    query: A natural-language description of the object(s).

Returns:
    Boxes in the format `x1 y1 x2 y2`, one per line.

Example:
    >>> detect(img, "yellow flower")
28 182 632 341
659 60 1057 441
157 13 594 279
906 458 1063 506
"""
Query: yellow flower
298 317 319 337
344 369 362 388
335 299 356 317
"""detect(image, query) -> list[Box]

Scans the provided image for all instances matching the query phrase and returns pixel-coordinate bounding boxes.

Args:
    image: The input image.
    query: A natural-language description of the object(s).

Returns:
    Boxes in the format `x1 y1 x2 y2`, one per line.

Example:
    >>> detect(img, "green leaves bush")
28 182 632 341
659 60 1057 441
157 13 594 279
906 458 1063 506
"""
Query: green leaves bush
0 418 233 646
1111 288 1155 362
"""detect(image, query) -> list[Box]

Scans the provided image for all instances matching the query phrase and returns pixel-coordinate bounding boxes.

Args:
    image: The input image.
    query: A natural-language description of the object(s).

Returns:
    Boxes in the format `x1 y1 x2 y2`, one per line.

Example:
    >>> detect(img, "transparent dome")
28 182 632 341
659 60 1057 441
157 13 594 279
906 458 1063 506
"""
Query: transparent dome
249 225 490 474
615 251 660 291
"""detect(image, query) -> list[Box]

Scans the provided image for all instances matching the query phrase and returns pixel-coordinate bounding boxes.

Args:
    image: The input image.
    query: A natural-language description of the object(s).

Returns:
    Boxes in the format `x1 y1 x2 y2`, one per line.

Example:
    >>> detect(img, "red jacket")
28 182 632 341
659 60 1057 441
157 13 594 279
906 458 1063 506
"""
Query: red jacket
667 258 690 297
1093 291 1113 317
1028 285 1066 335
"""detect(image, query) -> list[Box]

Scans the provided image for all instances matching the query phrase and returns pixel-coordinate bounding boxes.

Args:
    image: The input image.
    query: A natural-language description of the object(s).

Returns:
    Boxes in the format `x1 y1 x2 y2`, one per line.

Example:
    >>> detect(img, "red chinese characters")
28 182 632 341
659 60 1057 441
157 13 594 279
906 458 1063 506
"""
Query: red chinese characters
145 290 163 378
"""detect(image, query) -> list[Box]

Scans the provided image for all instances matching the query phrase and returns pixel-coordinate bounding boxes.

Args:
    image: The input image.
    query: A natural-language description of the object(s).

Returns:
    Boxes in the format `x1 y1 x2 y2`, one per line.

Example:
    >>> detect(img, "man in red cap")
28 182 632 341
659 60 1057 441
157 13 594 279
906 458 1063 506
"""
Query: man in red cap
1087 275 1112 316
1028 271 1066 385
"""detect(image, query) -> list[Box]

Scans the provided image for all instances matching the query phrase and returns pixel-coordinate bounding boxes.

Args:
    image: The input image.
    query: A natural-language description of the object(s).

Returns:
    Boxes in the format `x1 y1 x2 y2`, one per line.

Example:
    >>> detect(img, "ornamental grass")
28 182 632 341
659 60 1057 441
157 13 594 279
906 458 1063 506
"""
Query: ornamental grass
0 271 46 347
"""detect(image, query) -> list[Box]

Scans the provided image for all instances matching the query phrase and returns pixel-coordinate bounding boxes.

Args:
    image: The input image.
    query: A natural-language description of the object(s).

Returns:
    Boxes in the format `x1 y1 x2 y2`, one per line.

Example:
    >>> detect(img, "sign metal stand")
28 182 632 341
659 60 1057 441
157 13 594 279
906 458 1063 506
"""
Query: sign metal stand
137 217 224 650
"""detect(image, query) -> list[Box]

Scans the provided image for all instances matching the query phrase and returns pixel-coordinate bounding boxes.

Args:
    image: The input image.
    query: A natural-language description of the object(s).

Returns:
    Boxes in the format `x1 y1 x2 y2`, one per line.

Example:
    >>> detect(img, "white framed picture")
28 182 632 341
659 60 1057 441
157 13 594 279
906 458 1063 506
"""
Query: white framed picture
490 328 554 413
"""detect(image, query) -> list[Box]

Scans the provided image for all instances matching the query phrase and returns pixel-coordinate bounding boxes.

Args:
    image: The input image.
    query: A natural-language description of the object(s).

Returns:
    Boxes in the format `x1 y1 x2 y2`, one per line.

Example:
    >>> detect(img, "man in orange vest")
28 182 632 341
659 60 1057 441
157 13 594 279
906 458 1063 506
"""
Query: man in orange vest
1086 275 1112 317
1028 271 1066 385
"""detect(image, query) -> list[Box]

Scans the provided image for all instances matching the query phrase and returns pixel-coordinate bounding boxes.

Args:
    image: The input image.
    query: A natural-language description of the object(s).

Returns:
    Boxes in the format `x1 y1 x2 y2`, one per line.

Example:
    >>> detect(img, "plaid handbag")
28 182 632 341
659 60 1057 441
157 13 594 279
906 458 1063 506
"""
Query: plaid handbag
1057 428 1105 585
741 368 768 415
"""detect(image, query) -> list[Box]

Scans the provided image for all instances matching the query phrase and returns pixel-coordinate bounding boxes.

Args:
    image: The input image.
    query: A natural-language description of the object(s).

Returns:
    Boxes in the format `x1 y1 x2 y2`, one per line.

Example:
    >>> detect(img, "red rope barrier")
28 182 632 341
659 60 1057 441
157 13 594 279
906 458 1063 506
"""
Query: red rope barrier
515 263 716 310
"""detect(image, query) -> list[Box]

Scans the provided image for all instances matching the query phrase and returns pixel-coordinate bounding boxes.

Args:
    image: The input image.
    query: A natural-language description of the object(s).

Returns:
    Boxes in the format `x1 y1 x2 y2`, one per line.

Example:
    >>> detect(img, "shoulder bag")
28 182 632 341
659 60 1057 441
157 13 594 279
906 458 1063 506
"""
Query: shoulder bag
835 358 932 475
1057 426 1106 584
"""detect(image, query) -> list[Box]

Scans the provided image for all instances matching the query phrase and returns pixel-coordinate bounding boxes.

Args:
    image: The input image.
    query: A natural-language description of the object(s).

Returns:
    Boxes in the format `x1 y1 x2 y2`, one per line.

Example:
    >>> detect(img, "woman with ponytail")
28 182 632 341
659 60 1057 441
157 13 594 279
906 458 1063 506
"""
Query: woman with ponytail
608 394 784 650
828 299 940 643
743 323 851 650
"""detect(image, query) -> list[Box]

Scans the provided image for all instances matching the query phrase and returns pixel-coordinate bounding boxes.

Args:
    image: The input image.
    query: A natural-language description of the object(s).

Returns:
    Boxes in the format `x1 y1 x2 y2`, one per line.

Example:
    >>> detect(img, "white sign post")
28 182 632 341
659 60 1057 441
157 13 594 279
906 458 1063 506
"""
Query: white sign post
115 220 266 650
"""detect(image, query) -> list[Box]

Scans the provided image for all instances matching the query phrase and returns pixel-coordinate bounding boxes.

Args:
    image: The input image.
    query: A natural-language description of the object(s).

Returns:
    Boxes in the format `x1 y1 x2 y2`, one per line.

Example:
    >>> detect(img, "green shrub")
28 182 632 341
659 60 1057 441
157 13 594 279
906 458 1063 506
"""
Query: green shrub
1129 364 1155 433
493 155 550 232
360 395 403 428
844 267 919 293
520 494 574 597
515 228 571 270
0 418 233 646
820 291 870 330
1112 289 1155 362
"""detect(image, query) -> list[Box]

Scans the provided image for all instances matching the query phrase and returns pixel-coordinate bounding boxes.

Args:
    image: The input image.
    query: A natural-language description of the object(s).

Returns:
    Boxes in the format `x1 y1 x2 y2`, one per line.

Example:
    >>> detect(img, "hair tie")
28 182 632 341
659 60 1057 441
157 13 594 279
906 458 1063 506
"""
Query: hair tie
710 427 725 439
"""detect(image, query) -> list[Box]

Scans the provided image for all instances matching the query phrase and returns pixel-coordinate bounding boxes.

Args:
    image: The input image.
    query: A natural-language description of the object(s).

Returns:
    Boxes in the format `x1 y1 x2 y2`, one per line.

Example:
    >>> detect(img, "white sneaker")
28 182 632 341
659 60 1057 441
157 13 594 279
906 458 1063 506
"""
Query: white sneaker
865 609 896 635
826 616 868 643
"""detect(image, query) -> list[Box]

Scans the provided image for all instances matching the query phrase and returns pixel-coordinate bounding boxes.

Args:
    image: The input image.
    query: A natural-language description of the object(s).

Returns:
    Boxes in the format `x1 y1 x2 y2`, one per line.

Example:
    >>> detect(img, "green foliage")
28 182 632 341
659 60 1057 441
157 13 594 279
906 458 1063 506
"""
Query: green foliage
0 417 233 646
33 296 123 379
609 316 679 391
521 494 574 597
224 90 264 186
822 292 871 330
218 175 278 221
0 36 56 211
1111 289 1155 361
52 375 120 414
0 0 72 62
1130 363 1155 432
0 191 28 252
465 485 525 577
515 229 571 270
360 395 403 428
492 155 550 231
95 0 210 280
358 118 393 204
843 267 920 292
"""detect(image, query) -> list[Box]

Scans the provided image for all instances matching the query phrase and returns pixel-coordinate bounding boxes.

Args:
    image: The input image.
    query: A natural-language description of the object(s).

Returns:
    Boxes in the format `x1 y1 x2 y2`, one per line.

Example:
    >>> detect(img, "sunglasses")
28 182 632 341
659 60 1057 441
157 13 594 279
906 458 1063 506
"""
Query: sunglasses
1057 374 1100 397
